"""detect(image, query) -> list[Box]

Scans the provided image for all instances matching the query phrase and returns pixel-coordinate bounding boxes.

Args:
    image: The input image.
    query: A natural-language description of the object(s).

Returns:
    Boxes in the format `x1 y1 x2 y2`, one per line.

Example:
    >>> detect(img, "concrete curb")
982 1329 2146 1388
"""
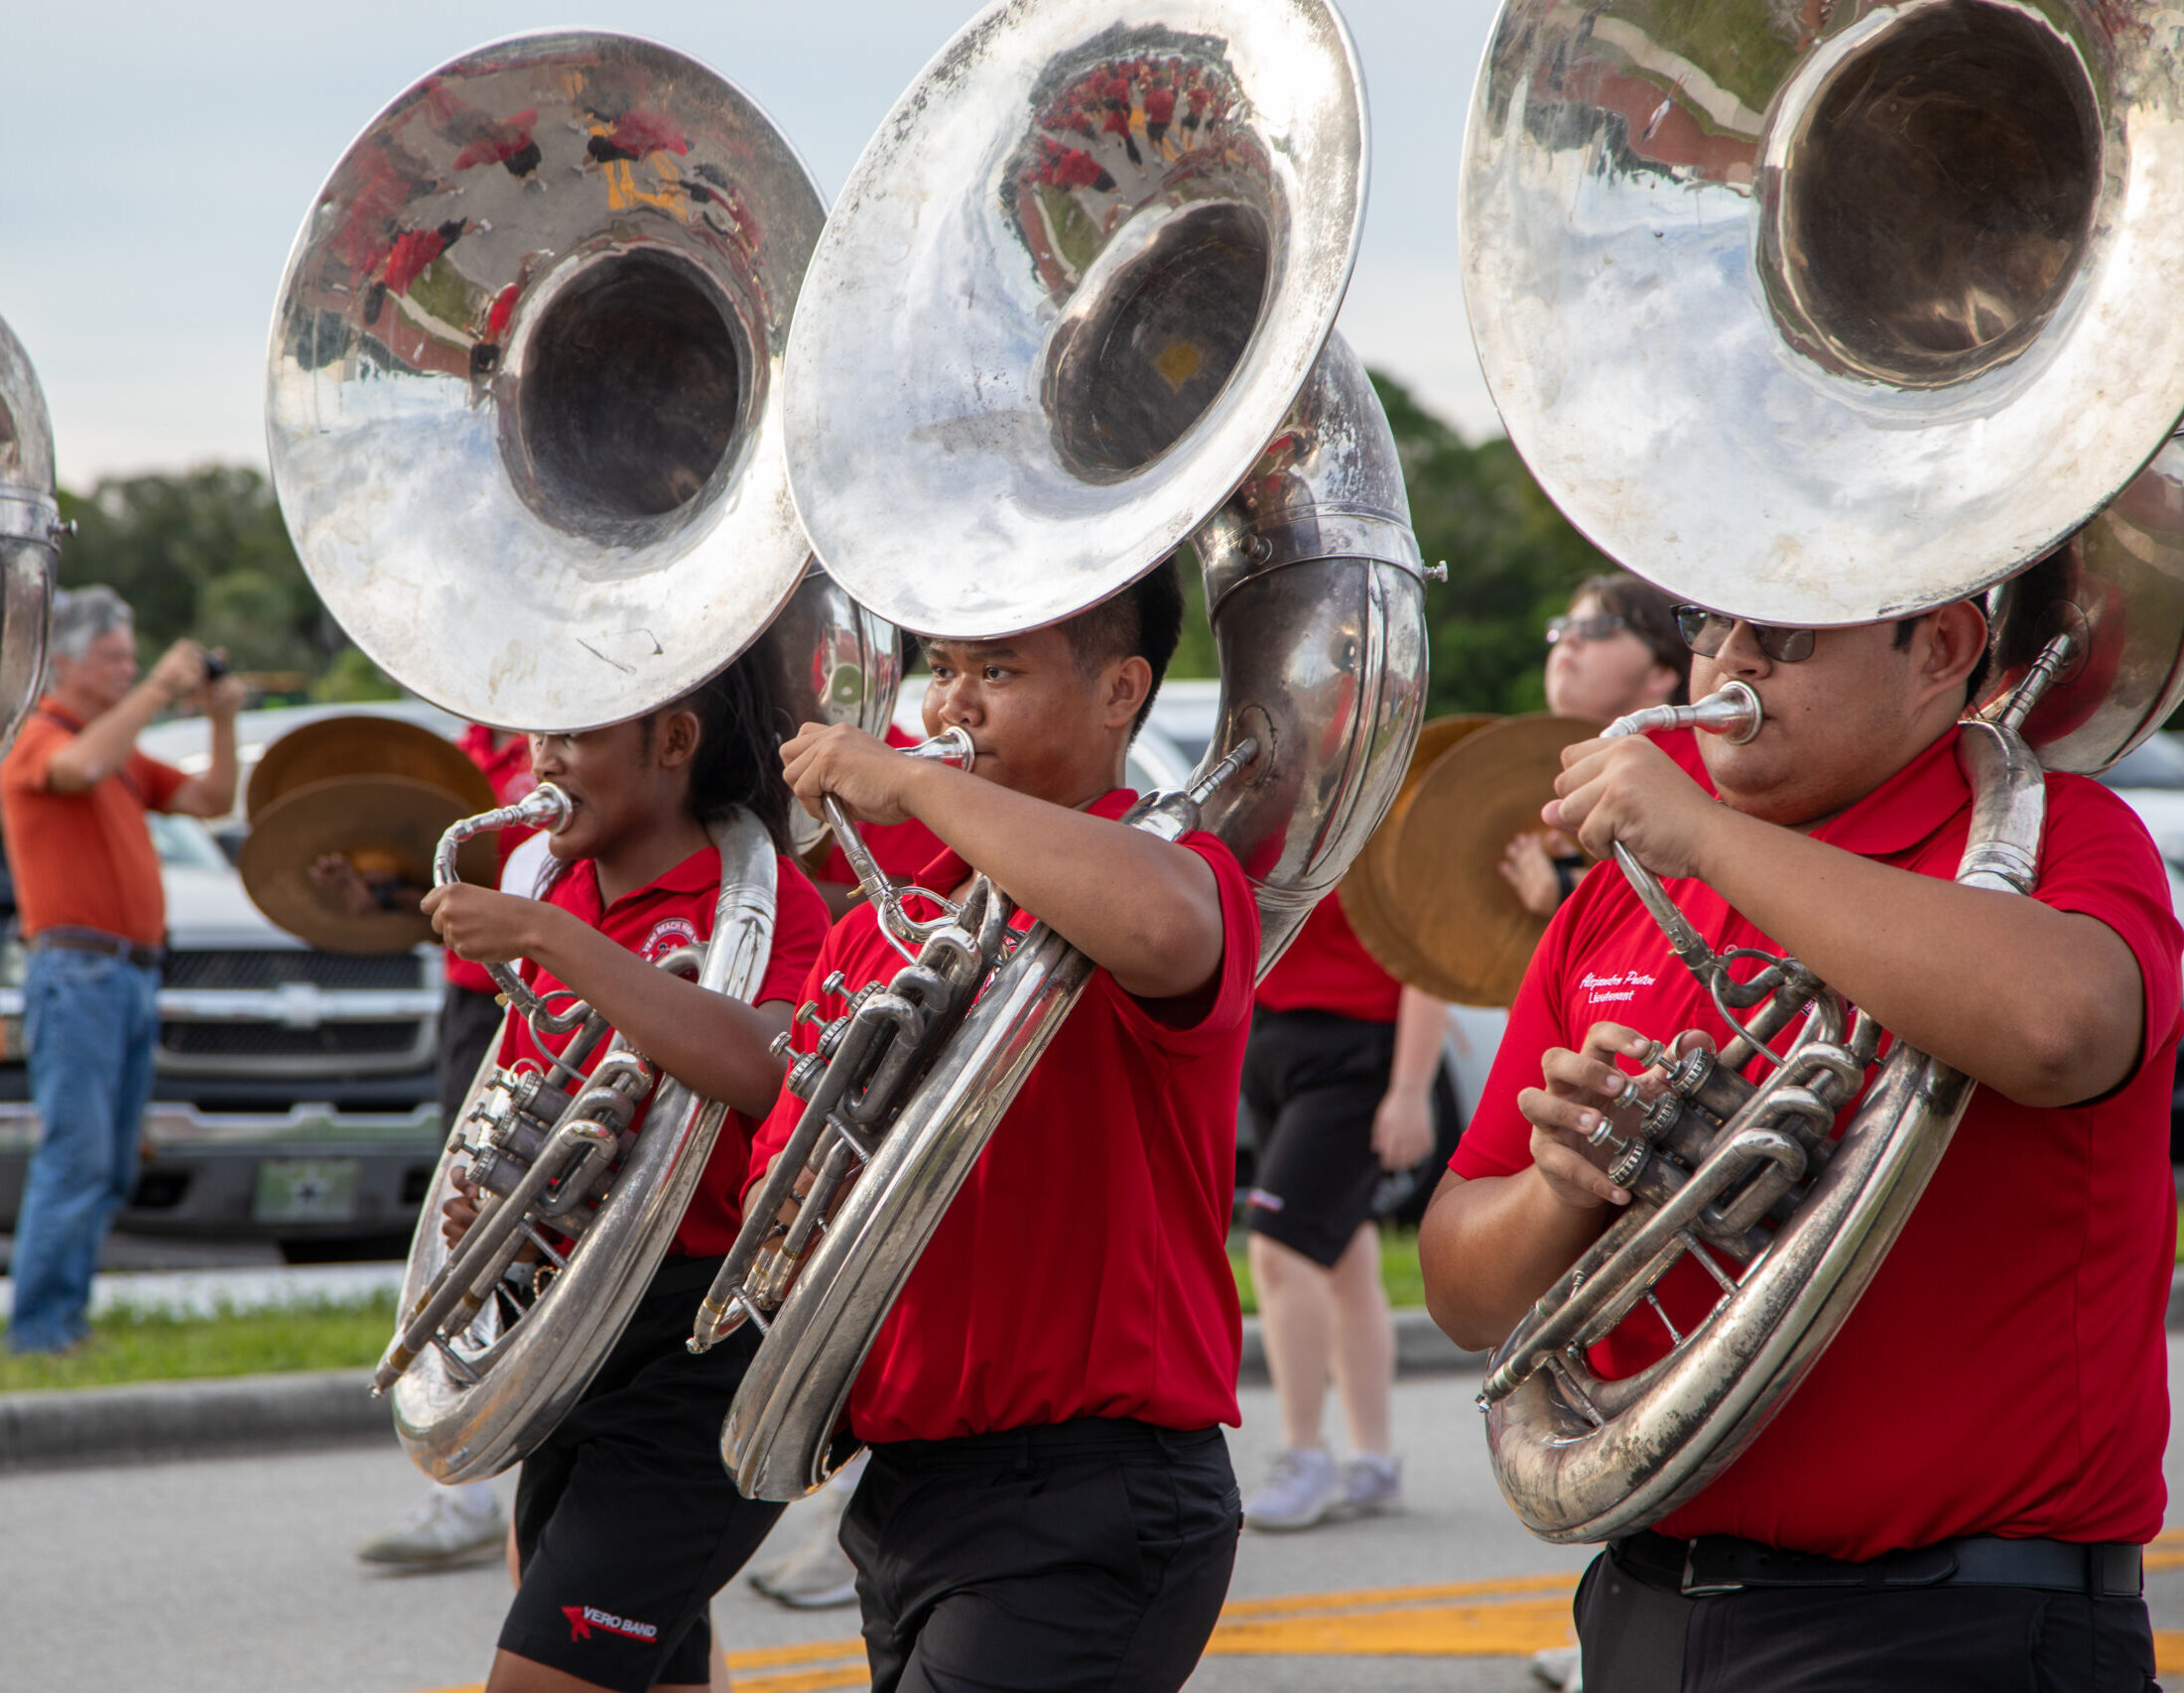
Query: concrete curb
9 1271 2179 1473
0 1314 1484 1473
0 1367 387 1473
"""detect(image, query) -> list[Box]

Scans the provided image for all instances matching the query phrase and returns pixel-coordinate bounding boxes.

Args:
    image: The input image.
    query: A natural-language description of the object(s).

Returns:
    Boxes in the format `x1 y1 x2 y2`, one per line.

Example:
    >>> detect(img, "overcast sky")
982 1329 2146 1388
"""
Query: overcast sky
1 0 1503 486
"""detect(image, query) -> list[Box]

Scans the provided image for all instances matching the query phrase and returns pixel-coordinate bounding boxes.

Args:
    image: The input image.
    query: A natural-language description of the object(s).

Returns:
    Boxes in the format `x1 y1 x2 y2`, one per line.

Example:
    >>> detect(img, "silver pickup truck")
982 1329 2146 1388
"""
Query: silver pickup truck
0 707 453 1260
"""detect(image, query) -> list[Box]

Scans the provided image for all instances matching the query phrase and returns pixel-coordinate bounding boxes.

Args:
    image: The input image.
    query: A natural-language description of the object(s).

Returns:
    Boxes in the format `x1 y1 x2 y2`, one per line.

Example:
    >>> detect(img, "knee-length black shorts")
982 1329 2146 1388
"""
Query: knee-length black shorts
1244 1007 1436 1266
499 1254 785 1691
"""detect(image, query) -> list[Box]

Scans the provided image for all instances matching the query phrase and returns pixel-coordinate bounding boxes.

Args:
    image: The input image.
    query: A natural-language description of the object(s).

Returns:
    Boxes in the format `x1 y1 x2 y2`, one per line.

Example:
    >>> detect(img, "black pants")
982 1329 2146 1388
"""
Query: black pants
439 981 506 1124
841 1418 1241 1693
1575 1540 2160 1692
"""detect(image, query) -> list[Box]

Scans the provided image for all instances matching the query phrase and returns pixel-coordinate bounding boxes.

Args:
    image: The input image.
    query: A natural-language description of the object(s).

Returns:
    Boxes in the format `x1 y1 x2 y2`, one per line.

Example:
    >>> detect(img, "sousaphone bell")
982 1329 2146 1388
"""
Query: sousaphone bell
0 314 62 753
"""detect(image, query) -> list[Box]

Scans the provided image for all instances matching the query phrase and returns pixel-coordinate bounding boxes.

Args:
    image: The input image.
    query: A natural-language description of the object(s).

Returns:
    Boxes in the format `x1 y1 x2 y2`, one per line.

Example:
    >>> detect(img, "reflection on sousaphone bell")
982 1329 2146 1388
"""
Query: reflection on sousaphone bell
1344 714 1598 1007
238 716 499 954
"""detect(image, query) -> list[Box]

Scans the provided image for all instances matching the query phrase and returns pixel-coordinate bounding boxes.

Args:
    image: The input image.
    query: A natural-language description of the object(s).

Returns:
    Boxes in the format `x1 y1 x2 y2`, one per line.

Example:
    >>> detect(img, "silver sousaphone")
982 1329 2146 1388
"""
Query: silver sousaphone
1459 0 2184 1541
265 31 897 1481
0 315 62 752
694 0 1435 1501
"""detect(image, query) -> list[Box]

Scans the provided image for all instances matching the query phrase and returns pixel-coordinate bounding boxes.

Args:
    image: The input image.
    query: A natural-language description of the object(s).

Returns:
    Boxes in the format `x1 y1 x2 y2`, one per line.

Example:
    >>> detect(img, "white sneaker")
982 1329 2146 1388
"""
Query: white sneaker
1530 1644 1583 1691
749 1459 862 1610
357 1486 505 1569
1242 1447 1340 1531
749 1501 858 1609
1336 1452 1404 1517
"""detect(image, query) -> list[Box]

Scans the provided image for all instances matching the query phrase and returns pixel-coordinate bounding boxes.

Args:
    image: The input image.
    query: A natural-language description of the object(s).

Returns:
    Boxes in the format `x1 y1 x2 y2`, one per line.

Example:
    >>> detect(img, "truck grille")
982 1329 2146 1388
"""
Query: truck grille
161 1023 423 1060
164 951 427 991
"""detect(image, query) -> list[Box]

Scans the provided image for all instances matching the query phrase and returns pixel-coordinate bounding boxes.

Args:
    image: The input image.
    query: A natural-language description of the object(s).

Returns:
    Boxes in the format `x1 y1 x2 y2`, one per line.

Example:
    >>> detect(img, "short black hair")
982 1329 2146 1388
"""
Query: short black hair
1054 557 1187 737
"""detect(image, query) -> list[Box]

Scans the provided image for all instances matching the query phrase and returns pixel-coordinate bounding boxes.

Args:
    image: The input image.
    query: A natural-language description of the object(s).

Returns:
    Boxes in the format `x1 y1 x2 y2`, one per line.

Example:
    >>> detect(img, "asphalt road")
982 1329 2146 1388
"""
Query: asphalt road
8 1350 2184 1693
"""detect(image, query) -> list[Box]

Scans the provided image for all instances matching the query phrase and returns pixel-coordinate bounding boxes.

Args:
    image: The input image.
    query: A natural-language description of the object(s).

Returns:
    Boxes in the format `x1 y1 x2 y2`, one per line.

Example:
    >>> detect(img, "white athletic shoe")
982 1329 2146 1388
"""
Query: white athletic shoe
1530 1644 1583 1691
749 1461 862 1610
1242 1447 1341 1531
357 1485 505 1569
1336 1452 1404 1517
749 1524 859 1609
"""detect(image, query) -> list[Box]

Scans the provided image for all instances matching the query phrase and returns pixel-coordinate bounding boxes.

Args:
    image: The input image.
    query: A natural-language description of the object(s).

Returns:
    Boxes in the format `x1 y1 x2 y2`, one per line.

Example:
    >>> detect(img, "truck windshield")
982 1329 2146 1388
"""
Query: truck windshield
147 813 232 872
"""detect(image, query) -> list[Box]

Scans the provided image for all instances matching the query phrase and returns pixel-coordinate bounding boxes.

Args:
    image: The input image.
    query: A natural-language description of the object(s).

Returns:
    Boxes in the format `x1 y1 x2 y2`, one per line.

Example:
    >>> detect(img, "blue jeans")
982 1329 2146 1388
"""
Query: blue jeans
6 947 160 1352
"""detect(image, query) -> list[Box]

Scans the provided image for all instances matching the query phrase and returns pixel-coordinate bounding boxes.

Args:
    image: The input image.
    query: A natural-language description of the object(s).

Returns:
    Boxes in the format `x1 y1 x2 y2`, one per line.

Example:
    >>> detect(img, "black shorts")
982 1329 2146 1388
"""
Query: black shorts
843 1418 1241 1693
500 1254 784 1692
1241 1007 1453 1266
1574 1536 2158 1693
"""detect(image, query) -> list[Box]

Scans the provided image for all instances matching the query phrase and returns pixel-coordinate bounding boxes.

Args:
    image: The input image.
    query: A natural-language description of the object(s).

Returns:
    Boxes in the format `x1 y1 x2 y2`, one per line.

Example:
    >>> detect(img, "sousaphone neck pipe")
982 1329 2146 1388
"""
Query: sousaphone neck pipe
434 783 574 1026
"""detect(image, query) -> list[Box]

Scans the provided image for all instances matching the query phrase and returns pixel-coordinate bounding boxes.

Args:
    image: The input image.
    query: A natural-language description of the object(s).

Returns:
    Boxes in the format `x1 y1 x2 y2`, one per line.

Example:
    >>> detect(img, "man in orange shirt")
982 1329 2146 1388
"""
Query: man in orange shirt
1 586 240 1353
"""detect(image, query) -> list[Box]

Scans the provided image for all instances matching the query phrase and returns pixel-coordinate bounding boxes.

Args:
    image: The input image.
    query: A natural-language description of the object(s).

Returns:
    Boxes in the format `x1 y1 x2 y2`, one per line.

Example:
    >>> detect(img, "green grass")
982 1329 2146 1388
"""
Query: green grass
1228 1226 1426 1317
0 1292 399 1392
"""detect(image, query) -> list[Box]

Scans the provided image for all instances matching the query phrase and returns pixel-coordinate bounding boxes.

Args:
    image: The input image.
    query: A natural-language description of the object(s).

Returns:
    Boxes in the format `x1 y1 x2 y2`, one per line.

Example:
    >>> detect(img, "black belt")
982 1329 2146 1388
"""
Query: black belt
31 928 163 970
871 1417 1222 1469
1615 1528 2143 1599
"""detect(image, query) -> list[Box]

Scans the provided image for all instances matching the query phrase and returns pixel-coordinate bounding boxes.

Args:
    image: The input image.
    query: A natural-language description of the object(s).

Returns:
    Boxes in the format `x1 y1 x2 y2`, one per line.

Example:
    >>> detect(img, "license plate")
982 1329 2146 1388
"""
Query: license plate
252 1157 361 1225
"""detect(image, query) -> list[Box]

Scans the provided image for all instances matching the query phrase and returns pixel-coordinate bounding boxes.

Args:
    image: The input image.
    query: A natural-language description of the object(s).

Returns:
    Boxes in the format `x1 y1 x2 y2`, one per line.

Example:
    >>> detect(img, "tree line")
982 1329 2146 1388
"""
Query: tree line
55 373 1614 716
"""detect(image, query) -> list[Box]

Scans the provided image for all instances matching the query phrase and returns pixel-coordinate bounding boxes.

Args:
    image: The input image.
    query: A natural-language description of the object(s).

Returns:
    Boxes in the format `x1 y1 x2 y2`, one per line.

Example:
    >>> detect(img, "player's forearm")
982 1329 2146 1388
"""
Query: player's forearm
1693 811 2139 1105
170 716 239 818
46 684 169 791
900 762 1224 999
1419 1168 1608 1352
518 911 792 1115
197 714 239 813
1386 987 1448 1099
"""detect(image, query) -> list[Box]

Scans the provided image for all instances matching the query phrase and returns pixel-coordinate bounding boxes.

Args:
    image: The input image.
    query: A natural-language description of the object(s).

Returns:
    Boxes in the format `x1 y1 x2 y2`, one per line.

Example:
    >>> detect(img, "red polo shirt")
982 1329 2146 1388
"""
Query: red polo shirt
1 702 188 947
1454 725 2181 1557
498 844 831 1258
746 789 1260 1444
1255 892 1401 1023
446 725 540 995
810 724 946 891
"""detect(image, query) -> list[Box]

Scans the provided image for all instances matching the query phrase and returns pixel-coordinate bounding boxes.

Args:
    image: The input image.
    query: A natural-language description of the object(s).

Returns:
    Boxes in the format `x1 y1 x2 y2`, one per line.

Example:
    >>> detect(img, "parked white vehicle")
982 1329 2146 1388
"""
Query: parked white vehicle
0 705 456 1259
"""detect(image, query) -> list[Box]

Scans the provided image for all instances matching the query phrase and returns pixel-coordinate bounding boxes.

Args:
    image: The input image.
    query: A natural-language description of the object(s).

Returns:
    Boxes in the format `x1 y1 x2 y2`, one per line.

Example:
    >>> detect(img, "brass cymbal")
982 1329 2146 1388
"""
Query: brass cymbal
239 774 497 955
1339 714 1498 991
1382 714 1600 1007
246 715 494 824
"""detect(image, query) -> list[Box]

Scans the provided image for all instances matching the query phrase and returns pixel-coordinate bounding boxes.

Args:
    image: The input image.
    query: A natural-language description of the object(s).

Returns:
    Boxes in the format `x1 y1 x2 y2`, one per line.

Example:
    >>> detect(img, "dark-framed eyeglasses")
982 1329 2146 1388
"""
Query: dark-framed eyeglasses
1546 612 1627 646
1671 604 1817 664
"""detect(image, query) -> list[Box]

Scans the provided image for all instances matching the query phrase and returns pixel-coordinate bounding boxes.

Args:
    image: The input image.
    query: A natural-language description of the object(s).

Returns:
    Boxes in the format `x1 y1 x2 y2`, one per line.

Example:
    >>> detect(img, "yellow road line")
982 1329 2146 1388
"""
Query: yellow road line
408 1537 2184 1692
720 1640 868 1670
1208 1597 1576 1657
735 1668 867 1693
1220 1572 1579 1618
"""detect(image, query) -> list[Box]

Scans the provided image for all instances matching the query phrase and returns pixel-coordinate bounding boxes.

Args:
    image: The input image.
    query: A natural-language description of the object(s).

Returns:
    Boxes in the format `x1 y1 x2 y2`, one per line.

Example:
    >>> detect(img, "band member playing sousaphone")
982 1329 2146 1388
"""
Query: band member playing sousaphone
709 2 1429 1684
1447 0 2184 1680
748 565 1258 1688
260 25 888 1690
428 663 833 1692
1420 595 2179 1689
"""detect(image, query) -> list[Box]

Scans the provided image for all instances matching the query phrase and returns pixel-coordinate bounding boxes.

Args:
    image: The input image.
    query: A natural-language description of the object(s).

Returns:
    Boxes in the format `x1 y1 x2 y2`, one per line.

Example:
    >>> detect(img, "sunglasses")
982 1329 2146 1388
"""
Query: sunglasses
1672 605 1817 664
1545 612 1627 646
